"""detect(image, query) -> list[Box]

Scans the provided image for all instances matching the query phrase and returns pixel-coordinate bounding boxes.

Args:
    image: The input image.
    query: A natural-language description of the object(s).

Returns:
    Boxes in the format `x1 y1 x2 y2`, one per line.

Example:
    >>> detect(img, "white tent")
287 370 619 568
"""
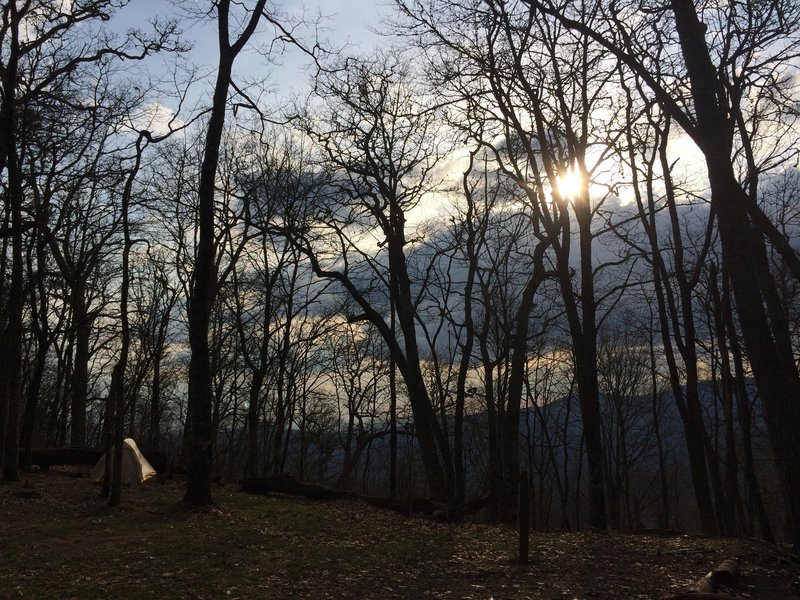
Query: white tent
91 438 157 485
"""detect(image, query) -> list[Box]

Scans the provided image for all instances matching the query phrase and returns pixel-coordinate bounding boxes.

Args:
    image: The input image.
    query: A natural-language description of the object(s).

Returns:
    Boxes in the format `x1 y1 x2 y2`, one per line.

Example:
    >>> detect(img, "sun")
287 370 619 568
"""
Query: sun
556 162 583 200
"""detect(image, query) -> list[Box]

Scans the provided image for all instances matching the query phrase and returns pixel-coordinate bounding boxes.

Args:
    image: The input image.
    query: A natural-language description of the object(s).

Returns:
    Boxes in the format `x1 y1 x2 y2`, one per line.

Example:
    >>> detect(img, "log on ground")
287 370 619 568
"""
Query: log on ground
20 446 168 473
20 448 102 470
240 475 356 500
670 557 740 598
240 475 493 521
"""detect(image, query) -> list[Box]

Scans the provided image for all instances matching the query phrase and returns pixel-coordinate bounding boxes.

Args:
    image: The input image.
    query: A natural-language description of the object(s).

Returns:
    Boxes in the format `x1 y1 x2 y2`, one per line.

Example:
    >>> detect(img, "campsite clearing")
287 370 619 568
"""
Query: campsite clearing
0 470 798 599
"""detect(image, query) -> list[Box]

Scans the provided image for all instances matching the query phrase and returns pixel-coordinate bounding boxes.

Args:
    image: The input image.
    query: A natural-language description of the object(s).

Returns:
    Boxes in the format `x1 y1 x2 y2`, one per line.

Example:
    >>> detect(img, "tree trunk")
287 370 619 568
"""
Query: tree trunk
555 185 606 530
725 271 774 542
184 0 268 506
183 53 234 506
671 0 800 550
109 135 144 507
245 369 263 477
388 299 398 500
708 263 744 536
150 355 162 449
21 215 53 470
630 118 717 535
501 242 548 521
0 0 24 482
69 288 90 448
389 239 454 503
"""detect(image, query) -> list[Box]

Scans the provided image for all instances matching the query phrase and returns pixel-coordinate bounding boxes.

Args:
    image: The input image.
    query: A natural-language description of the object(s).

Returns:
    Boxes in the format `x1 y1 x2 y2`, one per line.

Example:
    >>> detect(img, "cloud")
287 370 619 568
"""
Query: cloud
131 102 184 136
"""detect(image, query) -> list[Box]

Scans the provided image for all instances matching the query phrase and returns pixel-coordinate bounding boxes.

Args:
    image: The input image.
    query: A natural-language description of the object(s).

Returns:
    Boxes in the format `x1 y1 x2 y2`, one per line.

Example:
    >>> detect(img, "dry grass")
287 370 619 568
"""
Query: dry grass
0 469 798 599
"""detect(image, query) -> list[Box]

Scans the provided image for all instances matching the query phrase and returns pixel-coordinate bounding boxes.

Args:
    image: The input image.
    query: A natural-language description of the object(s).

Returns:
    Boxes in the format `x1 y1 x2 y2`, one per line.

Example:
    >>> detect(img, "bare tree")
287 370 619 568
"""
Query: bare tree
183 0 269 506
0 0 181 479
287 53 457 502
529 0 800 550
393 0 636 528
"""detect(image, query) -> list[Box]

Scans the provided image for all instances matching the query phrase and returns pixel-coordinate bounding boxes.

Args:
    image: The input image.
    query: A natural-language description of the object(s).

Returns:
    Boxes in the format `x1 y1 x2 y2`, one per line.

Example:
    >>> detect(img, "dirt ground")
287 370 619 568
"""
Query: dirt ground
0 469 798 599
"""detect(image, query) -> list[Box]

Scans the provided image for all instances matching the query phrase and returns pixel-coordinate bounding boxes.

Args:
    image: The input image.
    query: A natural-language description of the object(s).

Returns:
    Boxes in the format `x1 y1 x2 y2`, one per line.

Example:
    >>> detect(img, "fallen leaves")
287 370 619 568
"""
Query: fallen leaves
1 471 798 599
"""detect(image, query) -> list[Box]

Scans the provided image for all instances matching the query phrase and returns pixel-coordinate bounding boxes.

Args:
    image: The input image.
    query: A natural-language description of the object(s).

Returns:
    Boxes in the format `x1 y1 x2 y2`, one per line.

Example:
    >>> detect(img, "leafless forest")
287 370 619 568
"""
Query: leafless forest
1 0 799 552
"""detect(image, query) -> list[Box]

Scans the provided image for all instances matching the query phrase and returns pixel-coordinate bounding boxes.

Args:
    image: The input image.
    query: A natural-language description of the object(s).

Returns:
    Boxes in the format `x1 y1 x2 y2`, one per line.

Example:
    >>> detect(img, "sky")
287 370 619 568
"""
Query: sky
110 0 393 98
105 0 709 219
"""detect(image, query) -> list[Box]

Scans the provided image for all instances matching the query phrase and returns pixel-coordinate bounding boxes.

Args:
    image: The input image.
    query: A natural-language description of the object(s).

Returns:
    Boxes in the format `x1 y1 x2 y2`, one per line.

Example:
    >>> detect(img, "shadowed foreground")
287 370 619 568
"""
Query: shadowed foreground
1 470 798 599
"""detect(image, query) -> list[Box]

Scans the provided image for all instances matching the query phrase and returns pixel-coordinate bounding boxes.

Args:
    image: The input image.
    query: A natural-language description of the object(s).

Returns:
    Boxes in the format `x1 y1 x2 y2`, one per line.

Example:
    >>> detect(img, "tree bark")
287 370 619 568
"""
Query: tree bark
0 0 24 482
69 287 90 448
501 242 549 521
670 0 800 550
184 0 267 506
553 182 607 530
109 134 146 506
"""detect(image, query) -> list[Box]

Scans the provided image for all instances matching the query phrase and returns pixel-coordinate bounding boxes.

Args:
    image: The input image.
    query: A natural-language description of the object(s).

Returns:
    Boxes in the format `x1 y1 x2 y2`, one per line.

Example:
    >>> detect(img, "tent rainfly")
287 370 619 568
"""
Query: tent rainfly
91 438 157 485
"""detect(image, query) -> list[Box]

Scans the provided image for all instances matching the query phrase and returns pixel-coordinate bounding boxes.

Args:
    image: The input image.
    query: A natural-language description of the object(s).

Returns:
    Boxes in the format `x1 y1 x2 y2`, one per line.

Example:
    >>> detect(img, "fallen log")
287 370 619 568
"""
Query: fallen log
240 475 494 521
669 558 740 598
240 475 356 500
691 558 740 593
21 447 102 470
20 446 168 474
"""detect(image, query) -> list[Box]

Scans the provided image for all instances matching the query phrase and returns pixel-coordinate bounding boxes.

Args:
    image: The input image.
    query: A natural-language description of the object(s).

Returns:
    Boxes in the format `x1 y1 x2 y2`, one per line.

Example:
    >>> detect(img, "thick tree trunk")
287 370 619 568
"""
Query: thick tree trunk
183 54 235 506
184 0 268 504
21 224 52 470
671 0 800 550
0 0 24 482
389 240 453 503
245 370 263 477
555 187 606 530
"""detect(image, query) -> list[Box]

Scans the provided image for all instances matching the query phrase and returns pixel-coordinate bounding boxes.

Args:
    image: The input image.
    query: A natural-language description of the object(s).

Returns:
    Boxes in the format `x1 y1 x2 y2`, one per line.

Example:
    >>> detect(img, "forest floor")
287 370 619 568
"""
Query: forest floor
0 469 798 599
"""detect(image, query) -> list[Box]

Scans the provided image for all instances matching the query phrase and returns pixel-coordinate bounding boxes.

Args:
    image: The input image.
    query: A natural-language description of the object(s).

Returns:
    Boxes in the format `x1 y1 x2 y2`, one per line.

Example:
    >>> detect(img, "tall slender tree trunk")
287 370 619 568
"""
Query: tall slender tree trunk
708 263 744 535
478 300 502 521
388 297 398 500
0 0 24 482
671 0 800 550
69 288 90 447
184 53 234 506
388 239 453 502
183 0 267 506
452 172 480 512
724 269 774 541
21 213 53 470
554 178 607 530
150 356 162 449
109 135 145 506
501 242 549 521
647 321 671 529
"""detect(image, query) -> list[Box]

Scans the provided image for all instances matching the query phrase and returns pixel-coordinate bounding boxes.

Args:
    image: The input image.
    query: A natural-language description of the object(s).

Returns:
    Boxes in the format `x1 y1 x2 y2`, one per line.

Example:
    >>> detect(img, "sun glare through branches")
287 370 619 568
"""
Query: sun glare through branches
556 161 583 200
